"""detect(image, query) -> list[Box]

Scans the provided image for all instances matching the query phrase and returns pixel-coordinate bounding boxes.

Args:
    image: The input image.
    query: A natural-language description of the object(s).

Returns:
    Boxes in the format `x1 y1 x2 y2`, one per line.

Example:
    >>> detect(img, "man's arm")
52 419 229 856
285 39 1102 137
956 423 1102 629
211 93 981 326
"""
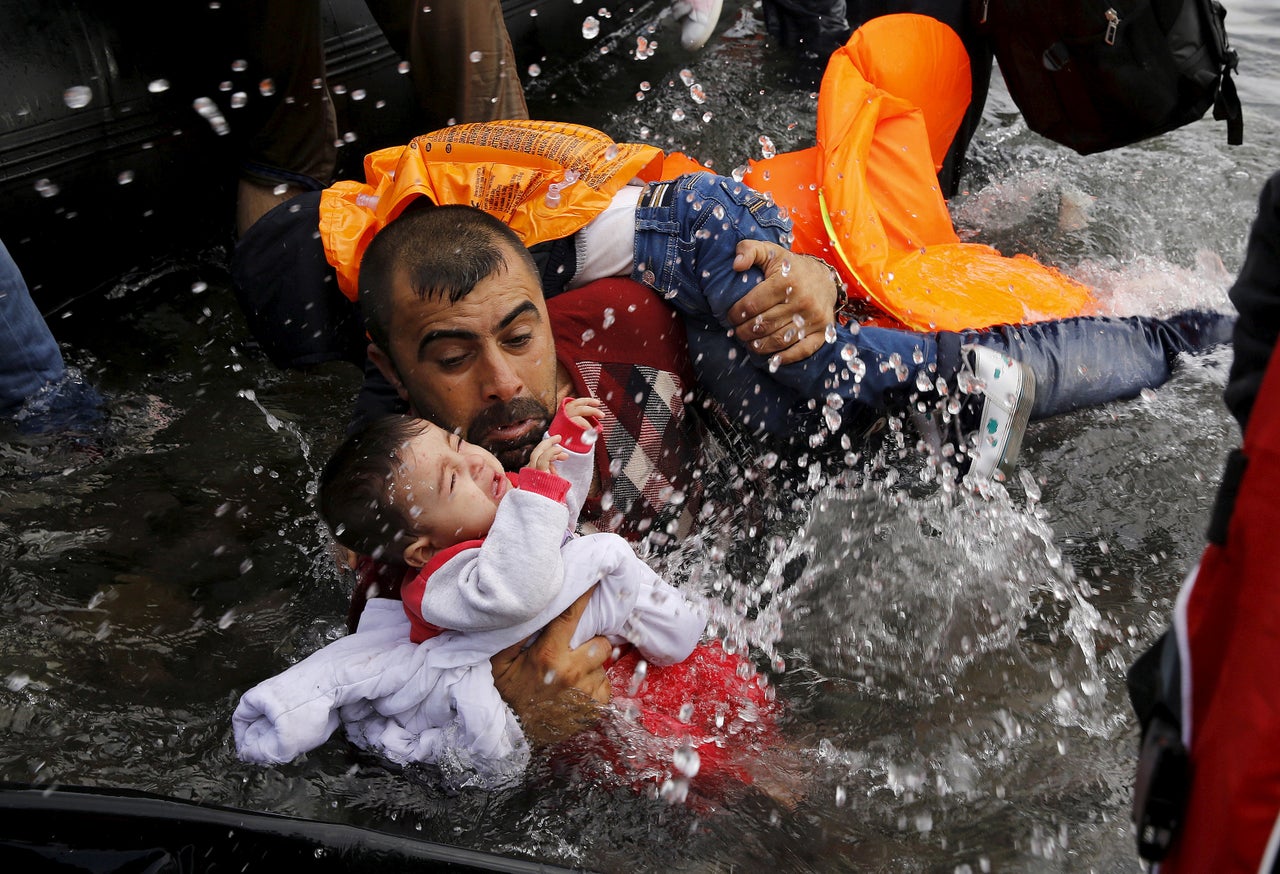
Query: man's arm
728 239 841 366
490 587 612 748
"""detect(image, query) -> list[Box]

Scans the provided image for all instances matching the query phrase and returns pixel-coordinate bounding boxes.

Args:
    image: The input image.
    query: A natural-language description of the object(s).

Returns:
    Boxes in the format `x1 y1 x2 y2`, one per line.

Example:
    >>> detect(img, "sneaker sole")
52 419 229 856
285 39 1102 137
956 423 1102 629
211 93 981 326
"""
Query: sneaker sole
993 363 1036 479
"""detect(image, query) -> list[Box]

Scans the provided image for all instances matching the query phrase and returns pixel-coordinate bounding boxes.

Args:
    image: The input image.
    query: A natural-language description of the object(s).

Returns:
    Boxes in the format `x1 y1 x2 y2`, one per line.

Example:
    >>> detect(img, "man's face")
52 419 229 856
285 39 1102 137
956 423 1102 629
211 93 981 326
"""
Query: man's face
369 246 560 471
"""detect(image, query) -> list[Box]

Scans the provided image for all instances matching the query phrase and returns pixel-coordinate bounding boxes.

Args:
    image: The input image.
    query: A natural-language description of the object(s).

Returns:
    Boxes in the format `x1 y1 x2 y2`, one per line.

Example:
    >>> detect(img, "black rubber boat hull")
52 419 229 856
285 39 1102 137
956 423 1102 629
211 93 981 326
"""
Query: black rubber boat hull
0 783 584 873
0 0 653 313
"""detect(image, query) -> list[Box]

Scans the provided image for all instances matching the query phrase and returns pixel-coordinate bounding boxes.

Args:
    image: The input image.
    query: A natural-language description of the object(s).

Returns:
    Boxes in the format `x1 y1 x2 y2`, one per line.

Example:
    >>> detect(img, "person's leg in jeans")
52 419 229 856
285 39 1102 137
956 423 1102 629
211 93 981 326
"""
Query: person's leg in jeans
0 240 102 431
951 310 1236 420
631 172 1234 474
0 240 65 414
632 172 934 436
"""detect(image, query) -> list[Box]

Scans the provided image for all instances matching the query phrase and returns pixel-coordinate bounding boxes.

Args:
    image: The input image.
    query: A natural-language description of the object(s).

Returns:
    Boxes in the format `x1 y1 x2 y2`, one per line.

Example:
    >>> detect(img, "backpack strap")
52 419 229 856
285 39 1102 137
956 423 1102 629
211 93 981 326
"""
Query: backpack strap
1208 0 1244 146
1213 63 1244 147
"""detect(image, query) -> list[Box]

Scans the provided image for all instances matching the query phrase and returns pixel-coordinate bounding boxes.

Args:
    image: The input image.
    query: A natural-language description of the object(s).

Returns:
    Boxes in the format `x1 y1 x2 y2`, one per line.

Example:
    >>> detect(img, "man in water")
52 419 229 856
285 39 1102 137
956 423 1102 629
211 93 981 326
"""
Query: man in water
351 199 1231 743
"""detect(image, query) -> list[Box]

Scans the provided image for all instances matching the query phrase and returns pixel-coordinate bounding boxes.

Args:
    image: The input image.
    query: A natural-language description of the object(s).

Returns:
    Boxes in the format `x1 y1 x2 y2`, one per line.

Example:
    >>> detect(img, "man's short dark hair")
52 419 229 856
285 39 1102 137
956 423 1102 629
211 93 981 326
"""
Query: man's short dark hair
318 413 430 563
358 203 540 351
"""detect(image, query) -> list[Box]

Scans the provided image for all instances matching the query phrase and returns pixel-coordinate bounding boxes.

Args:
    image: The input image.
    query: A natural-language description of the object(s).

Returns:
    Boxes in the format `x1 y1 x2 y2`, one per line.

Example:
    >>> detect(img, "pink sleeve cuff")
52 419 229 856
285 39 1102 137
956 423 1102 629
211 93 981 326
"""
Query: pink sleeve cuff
549 396 600 454
516 467 571 503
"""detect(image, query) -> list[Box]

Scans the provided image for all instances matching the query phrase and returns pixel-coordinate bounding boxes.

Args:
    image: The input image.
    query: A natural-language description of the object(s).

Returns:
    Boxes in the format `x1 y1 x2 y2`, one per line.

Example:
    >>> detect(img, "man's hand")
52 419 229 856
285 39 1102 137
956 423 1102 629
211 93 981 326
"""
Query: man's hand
729 240 841 367
491 587 612 748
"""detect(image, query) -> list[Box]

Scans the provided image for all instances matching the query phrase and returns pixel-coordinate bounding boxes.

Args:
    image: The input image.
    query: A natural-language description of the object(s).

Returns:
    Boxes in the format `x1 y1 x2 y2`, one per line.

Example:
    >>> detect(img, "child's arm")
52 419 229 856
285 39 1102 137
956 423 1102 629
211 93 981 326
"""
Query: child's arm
544 396 603 524
562 533 706 666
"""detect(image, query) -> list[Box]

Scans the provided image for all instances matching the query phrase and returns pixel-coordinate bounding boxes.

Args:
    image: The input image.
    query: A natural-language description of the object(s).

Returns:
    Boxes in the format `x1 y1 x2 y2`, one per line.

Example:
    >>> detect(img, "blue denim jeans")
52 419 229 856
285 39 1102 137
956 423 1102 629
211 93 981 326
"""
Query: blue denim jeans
632 172 1234 434
0 239 102 430
0 238 67 414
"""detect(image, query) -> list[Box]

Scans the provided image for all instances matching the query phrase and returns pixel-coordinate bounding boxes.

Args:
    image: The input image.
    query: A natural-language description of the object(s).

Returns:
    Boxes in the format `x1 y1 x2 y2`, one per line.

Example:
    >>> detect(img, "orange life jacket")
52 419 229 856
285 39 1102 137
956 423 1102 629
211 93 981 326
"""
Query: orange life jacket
742 13 1096 331
318 15 1097 330
320 120 692 302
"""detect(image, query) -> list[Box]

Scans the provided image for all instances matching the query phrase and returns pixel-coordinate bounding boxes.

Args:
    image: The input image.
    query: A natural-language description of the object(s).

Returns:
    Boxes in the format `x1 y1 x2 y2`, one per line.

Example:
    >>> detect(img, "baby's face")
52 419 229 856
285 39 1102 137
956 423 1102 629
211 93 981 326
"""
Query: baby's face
393 422 511 550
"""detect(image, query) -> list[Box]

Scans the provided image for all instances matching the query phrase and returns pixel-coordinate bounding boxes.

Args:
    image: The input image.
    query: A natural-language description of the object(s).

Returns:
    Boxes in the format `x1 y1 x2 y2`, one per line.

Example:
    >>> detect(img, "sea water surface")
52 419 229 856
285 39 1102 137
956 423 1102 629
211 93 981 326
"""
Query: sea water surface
2 1 1278 871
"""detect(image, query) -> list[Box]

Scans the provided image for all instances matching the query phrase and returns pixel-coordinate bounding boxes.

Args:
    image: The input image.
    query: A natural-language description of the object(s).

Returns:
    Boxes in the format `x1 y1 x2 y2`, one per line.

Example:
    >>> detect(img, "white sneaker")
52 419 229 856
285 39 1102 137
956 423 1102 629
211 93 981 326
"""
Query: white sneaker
672 0 723 51
913 345 1036 486
956 344 1036 483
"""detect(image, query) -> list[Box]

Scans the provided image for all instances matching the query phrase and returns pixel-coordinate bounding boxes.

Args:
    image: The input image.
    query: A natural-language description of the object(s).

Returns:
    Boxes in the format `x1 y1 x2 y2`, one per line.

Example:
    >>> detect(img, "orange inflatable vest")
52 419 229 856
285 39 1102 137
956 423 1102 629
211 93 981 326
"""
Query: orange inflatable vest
744 13 1095 331
320 120 689 302
319 15 1096 330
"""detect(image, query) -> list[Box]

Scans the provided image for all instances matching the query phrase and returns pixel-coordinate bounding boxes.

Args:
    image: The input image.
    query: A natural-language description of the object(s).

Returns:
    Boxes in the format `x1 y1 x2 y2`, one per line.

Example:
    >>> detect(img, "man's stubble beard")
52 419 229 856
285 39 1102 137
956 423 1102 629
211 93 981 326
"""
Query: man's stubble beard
411 391 553 472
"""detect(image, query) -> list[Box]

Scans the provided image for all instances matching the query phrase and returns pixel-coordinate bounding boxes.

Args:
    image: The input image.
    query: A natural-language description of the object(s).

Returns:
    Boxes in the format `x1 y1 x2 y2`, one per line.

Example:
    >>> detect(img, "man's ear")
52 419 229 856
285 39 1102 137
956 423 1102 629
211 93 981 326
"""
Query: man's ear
402 534 437 570
367 343 410 404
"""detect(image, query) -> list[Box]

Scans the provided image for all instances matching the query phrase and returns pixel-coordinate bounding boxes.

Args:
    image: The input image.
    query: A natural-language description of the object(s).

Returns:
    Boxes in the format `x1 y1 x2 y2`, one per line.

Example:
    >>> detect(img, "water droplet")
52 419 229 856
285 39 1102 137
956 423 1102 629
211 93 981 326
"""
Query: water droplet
671 108 685 122
673 744 701 777
835 785 847 806
218 608 237 629
602 307 616 329
582 16 600 39
659 777 690 804
6 672 30 692
351 89 367 101
679 69 695 86
191 281 208 294
469 50 483 63
34 178 59 198
258 78 275 97
690 84 706 104
193 97 230 135
148 79 171 94
768 354 781 373
230 91 247 109
758 135 776 159
116 170 135 185
63 86 92 109
702 111 713 123
527 63 541 78
397 61 411 74
825 324 838 344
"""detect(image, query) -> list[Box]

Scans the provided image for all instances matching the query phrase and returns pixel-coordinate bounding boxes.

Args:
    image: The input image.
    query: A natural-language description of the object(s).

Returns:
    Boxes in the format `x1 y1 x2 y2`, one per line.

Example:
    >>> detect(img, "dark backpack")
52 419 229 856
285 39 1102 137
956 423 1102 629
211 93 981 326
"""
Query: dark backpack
972 0 1243 154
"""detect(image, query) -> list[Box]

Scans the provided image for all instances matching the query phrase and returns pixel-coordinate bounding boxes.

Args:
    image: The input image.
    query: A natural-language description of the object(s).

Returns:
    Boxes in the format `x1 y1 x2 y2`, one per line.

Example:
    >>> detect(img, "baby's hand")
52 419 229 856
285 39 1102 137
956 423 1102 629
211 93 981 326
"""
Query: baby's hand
528 434 568 473
562 396 604 431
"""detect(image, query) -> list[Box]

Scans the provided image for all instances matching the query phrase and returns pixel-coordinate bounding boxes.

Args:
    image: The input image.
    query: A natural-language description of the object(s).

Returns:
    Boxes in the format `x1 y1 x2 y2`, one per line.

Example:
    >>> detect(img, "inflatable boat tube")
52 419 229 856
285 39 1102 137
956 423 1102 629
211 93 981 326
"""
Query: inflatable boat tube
0 782 582 873
0 0 654 314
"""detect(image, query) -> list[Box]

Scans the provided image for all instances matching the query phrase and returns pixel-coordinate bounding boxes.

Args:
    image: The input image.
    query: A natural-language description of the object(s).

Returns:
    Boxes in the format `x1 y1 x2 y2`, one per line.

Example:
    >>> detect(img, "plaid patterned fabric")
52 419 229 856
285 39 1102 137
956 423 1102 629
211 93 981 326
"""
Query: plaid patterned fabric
548 279 706 545
572 360 701 543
